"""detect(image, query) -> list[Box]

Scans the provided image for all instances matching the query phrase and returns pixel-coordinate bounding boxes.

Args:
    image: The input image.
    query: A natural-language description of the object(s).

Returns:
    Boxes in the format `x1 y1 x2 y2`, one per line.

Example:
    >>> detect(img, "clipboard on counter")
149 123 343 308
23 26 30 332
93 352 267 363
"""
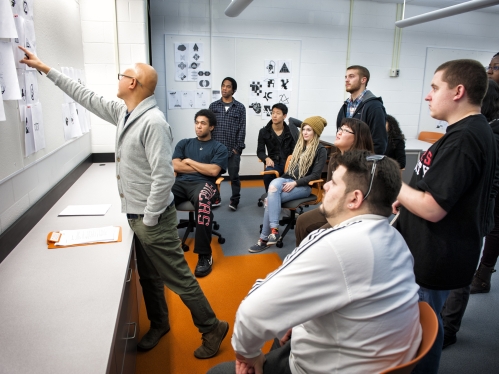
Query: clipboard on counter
47 226 122 249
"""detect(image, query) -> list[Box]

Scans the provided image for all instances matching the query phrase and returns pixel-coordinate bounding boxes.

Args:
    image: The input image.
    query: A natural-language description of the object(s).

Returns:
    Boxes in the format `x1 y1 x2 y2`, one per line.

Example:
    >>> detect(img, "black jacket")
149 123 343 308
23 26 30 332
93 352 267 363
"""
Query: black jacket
385 137 406 169
257 121 296 165
337 90 388 154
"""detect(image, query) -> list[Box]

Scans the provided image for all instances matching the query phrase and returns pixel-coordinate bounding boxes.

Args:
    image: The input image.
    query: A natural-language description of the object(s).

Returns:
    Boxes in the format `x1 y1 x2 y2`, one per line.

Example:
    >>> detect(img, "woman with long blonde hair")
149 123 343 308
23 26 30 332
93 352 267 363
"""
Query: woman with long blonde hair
249 116 328 252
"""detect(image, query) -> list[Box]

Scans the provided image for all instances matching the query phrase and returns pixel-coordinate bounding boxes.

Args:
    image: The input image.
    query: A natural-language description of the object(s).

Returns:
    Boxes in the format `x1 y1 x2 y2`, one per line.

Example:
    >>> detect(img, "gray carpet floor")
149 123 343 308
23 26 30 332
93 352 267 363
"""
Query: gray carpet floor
178 181 499 373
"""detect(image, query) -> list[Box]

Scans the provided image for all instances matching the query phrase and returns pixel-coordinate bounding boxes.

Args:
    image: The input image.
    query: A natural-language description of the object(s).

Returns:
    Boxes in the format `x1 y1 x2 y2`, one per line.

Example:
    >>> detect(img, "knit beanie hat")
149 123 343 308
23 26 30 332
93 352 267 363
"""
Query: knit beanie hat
302 116 327 136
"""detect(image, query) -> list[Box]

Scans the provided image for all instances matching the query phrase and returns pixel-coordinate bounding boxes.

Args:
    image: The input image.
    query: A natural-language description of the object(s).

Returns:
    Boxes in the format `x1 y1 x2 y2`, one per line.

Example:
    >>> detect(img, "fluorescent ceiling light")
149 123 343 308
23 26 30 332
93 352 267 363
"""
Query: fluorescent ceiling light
396 0 499 28
225 0 254 17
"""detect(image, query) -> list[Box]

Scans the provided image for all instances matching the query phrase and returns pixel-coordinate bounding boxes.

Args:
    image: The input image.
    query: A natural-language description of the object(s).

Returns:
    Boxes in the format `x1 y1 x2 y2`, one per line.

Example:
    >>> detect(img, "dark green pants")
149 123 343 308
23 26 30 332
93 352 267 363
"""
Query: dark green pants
128 206 218 333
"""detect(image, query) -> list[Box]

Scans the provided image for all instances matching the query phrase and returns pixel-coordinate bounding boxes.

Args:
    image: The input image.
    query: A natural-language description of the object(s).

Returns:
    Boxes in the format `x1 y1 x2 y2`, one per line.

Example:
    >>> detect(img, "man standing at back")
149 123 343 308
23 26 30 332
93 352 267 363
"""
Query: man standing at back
394 59 496 374
19 46 229 358
209 77 246 211
337 65 387 154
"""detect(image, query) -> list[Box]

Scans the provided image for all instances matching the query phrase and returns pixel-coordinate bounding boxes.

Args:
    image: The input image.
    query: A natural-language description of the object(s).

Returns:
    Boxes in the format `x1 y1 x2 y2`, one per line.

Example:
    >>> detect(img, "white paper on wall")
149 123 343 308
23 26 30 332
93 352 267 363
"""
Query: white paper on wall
195 90 209 109
261 90 276 104
0 0 18 38
248 100 262 116
27 102 45 151
0 91 6 121
23 18 36 71
61 103 72 141
167 90 182 110
11 15 25 69
0 41 21 100
19 0 33 19
212 90 221 102
279 78 292 91
174 43 188 63
22 104 35 156
76 103 88 133
263 78 276 90
264 60 277 78
277 60 292 78
249 79 263 97
175 61 188 81
24 70 38 104
181 90 195 109
261 98 277 120
17 68 26 105
187 61 202 82
189 43 203 63
11 0 24 16
277 90 290 106
69 102 83 138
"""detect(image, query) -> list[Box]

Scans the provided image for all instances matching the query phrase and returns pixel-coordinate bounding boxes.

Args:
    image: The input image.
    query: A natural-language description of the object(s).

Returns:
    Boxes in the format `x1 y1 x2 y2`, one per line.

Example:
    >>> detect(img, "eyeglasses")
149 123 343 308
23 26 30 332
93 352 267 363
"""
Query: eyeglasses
363 155 385 201
118 73 143 87
337 126 355 135
486 65 499 72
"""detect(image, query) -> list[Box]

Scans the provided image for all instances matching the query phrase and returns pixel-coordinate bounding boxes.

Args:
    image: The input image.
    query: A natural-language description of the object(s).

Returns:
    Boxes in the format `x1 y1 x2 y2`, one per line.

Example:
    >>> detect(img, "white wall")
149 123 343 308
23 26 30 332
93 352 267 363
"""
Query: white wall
148 0 499 174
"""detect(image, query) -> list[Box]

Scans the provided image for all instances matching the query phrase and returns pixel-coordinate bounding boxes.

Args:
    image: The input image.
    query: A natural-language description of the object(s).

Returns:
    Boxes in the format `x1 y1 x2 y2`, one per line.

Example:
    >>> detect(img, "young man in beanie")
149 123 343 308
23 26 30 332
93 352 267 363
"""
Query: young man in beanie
393 59 496 373
249 116 327 252
209 77 246 211
337 65 387 154
209 150 422 374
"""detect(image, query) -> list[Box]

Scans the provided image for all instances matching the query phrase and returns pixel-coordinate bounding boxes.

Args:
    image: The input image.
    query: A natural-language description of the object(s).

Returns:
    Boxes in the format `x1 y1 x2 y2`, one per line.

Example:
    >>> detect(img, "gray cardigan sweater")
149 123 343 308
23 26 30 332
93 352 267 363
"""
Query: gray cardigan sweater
47 69 174 226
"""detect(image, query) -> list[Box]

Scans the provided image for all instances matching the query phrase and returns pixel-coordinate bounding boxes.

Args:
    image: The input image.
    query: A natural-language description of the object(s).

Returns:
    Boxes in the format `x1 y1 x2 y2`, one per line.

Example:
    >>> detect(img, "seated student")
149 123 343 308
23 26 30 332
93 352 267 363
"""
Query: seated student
208 150 422 374
295 118 374 246
249 116 328 253
172 109 228 277
257 103 297 192
384 114 406 169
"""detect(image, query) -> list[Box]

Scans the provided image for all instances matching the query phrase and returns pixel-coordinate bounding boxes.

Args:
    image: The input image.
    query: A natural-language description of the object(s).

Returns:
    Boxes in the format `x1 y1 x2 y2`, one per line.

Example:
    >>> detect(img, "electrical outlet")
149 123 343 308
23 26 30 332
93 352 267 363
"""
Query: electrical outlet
390 68 400 77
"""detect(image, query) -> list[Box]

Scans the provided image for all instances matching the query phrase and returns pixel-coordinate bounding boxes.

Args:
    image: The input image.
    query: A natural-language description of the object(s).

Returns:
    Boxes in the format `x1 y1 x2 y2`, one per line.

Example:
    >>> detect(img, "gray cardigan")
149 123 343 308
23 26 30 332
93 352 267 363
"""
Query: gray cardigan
47 69 174 226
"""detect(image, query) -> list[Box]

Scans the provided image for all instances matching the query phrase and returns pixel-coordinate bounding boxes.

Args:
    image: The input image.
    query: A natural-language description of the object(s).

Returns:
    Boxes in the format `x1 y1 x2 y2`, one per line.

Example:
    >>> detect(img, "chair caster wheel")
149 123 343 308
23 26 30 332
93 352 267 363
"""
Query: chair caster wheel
257 201 263 207
182 244 189 252
218 237 225 244
276 241 283 248
214 223 220 230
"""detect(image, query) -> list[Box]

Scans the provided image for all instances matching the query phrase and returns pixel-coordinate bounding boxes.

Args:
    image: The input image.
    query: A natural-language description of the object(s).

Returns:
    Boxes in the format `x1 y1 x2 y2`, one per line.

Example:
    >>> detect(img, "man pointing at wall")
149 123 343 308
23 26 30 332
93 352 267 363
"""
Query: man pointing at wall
18 46 229 358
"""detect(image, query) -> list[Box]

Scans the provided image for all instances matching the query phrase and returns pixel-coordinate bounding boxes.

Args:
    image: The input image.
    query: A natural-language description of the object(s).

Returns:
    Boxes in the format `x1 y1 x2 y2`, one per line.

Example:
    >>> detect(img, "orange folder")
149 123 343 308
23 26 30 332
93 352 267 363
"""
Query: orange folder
46 226 122 249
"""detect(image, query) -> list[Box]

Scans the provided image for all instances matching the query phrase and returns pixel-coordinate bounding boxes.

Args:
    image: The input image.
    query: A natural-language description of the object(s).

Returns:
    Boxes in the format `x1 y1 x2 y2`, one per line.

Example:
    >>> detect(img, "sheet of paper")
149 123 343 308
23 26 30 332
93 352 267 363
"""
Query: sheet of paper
277 90 290 106
197 70 211 88
187 61 202 82
11 0 24 16
175 61 188 81
195 90 209 109
12 15 25 69
263 78 276 90
25 70 38 104
56 226 120 246
174 42 188 63
59 204 112 216
0 0 18 38
249 79 263 98
264 60 277 78
167 90 182 110
69 102 83 138
19 0 33 19
212 90 221 102
181 90 195 109
0 41 21 100
17 69 26 105
277 60 292 78
0 91 5 121
61 103 72 140
189 42 203 63
248 100 262 116
27 102 45 151
23 18 36 71
22 105 34 156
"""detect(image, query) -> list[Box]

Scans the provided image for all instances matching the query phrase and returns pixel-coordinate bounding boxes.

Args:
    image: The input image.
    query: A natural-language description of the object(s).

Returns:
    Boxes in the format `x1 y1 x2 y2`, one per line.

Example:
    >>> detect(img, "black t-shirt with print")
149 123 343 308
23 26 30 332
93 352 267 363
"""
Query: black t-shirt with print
395 114 496 290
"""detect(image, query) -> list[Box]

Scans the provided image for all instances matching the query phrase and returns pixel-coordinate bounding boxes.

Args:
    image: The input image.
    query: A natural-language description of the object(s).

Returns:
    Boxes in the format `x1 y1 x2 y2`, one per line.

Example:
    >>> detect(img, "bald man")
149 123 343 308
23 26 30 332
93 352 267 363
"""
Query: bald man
19 46 229 358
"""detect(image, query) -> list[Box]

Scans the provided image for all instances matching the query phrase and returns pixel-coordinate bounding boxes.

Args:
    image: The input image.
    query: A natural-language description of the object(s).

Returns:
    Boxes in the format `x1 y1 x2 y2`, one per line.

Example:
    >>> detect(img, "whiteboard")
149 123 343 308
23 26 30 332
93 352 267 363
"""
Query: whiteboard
164 34 302 156
418 47 495 133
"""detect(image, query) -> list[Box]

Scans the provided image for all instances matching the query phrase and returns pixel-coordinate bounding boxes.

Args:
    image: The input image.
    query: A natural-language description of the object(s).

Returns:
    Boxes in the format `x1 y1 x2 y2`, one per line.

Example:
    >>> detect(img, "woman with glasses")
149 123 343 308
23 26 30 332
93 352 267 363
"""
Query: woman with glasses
384 115 406 170
487 52 499 85
294 118 374 246
249 116 328 253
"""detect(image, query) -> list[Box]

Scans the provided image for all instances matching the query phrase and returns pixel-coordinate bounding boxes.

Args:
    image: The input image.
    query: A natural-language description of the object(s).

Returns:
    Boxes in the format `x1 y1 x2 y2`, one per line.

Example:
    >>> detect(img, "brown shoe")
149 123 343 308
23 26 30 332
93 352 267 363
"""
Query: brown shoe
194 320 229 359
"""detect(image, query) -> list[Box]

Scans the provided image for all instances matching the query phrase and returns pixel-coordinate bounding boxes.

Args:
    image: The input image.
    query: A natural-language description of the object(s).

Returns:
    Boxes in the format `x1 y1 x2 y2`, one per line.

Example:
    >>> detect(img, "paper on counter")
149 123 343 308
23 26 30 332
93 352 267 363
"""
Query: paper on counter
55 226 120 246
59 204 112 216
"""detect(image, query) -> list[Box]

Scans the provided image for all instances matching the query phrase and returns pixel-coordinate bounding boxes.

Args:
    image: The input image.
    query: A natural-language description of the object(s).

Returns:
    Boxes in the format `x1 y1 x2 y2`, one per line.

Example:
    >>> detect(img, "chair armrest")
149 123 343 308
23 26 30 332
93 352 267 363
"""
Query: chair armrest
216 177 224 185
308 179 324 186
261 170 280 177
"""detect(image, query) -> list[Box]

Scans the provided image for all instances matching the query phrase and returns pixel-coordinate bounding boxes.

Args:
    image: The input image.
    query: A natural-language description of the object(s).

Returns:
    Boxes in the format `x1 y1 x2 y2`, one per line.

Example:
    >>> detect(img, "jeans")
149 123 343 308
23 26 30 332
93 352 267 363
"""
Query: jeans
442 286 470 337
263 163 285 192
172 179 217 255
260 178 311 240
412 287 450 374
228 152 241 204
128 206 218 333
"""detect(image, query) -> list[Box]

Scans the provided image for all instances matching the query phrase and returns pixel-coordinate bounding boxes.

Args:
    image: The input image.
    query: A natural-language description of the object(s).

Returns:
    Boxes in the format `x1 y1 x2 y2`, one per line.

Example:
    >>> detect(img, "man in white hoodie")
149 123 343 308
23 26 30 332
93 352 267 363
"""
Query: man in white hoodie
209 150 421 374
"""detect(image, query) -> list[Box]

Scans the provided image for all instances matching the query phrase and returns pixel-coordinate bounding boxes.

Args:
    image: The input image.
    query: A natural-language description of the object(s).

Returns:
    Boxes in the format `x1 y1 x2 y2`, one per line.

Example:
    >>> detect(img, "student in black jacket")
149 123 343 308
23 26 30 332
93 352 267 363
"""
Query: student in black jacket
384 114 406 169
337 65 387 154
257 103 297 191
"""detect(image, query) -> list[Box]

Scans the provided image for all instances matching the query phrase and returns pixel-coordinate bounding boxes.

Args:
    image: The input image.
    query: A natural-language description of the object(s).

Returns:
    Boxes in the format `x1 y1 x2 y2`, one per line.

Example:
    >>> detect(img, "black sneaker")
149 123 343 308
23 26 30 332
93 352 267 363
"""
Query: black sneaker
212 197 222 207
229 201 238 211
249 239 269 253
195 255 213 277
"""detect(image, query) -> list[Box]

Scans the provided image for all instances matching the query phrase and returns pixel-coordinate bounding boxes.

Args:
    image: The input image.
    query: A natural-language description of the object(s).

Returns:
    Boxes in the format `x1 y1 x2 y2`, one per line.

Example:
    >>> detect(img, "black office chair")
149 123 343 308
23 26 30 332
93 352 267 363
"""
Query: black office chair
176 177 225 252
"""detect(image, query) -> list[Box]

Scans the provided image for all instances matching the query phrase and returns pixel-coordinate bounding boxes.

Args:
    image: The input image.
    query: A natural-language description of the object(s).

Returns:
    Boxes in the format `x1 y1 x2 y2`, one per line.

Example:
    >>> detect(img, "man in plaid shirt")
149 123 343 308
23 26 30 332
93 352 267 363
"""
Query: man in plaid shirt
209 77 246 210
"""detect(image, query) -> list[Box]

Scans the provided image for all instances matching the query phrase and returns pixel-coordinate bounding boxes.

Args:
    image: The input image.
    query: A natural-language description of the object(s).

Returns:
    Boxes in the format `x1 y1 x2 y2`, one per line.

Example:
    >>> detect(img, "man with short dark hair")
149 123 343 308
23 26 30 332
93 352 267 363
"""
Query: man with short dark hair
257 103 297 191
393 59 496 374
172 109 228 277
337 65 387 154
209 77 246 211
208 150 422 374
